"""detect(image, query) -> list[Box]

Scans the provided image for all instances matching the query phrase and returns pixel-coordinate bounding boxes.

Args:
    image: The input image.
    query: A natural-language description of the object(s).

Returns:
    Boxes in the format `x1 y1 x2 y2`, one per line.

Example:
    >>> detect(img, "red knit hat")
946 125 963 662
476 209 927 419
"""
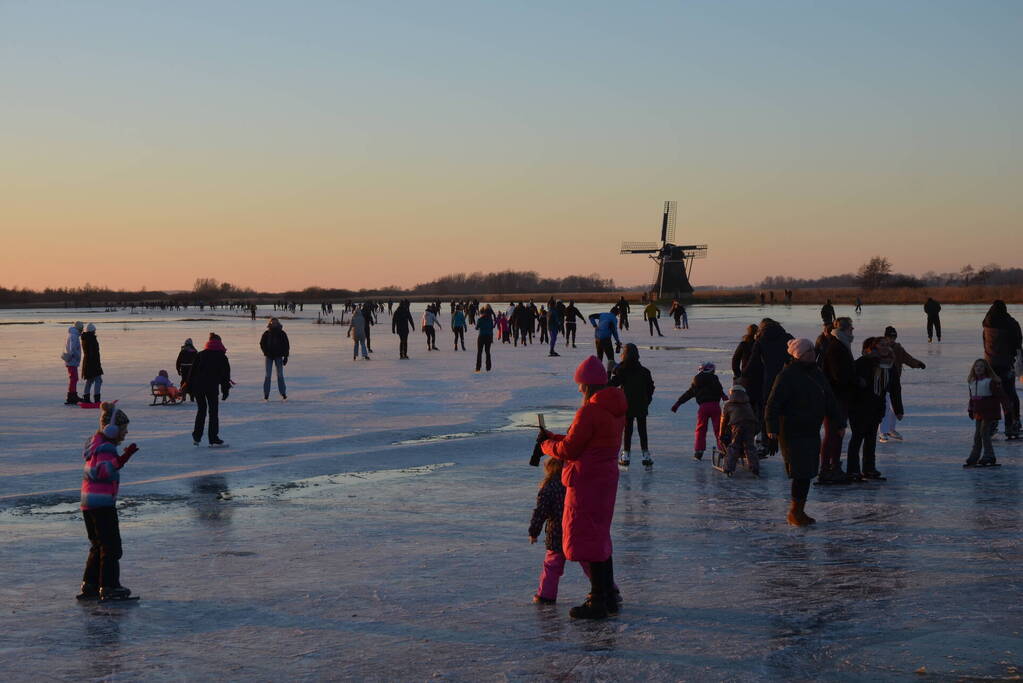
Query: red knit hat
573 355 608 385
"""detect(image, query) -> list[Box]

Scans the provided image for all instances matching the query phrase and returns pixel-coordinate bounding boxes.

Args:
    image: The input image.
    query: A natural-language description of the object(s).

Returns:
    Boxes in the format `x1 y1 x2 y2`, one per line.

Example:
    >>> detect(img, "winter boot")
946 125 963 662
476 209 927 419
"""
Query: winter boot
618 450 631 467
93 393 100 404
82 393 91 404
76 582 100 601
642 450 653 467
693 450 704 461
65 391 79 405
99 585 132 601
570 562 609 619
787 500 815 527
532 595 556 605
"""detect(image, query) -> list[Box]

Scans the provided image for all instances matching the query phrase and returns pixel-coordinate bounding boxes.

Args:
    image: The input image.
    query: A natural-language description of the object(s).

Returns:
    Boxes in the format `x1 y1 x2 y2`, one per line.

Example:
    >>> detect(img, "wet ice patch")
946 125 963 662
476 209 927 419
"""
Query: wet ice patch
228 462 455 501
392 409 577 445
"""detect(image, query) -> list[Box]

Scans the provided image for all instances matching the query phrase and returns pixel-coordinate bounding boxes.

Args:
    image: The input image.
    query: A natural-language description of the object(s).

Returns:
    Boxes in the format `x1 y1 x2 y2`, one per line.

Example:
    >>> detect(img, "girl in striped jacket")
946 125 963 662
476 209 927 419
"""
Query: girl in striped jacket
78 402 139 601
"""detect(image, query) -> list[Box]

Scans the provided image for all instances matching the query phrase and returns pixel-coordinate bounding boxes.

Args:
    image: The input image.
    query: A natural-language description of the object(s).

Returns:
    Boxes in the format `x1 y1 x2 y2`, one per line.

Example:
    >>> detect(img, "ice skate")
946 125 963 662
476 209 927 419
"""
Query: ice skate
75 582 100 601
862 470 886 481
209 439 229 448
641 450 653 468
693 450 704 461
878 433 891 443
99 585 136 601
618 450 630 467
888 429 903 441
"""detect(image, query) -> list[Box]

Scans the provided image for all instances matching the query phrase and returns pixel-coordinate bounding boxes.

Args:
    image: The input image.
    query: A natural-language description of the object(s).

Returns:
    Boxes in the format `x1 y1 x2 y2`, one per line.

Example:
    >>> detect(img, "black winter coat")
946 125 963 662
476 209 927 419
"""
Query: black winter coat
765 360 843 480
821 337 856 410
259 327 290 358
188 349 232 395
924 299 941 317
983 311 1022 370
821 303 836 325
609 361 655 418
80 331 103 380
392 307 415 335
848 356 903 429
176 346 198 379
745 322 794 405
676 372 726 406
731 339 753 378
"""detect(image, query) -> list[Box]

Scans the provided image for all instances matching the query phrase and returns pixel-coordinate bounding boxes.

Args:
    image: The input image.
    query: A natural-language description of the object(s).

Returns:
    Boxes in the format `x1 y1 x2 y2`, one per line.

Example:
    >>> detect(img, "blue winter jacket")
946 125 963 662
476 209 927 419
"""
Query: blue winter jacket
588 312 621 343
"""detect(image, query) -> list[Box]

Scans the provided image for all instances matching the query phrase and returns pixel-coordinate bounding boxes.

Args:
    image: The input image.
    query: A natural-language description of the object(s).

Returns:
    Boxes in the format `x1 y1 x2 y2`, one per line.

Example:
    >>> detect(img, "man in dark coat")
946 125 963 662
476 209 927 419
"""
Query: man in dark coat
766 338 844 527
820 299 836 327
982 300 1022 436
391 301 415 359
360 302 376 353
924 297 942 343
742 318 794 453
818 317 856 484
259 318 290 401
187 333 232 447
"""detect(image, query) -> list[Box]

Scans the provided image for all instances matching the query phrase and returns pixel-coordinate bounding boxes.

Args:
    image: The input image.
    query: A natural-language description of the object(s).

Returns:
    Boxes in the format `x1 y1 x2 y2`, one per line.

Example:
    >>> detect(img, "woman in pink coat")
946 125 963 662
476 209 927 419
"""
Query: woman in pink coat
539 355 627 619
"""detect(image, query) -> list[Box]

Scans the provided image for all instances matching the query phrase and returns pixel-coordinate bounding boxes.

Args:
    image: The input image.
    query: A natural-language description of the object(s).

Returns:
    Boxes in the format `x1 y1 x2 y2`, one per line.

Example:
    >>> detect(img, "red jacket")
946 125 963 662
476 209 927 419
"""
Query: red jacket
968 377 1010 422
541 387 627 562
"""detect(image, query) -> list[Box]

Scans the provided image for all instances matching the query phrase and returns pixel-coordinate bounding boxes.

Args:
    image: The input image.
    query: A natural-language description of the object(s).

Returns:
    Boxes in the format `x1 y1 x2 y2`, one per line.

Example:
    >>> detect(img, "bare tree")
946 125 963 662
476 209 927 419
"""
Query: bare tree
857 256 892 289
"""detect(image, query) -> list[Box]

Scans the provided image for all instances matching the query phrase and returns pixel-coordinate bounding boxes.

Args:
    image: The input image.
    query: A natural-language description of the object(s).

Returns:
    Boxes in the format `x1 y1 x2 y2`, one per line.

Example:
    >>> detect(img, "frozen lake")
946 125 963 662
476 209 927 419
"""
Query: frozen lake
1 302 1020 680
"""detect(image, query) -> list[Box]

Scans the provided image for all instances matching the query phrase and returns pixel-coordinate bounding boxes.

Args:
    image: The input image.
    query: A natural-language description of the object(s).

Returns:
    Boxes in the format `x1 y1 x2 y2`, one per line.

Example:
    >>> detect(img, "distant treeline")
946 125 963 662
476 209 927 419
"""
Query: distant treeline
0 271 616 305
759 262 1023 290
409 271 615 295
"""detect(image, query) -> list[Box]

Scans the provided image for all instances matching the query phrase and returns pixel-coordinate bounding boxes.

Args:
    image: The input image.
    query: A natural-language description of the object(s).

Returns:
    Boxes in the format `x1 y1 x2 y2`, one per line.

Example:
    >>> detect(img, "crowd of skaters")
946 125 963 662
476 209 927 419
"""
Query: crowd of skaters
63 296 1021 616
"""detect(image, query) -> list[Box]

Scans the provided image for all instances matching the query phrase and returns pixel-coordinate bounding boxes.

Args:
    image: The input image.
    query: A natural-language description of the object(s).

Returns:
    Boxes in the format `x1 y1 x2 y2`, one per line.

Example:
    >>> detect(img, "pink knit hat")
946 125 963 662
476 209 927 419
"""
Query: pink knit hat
787 338 814 362
573 355 609 385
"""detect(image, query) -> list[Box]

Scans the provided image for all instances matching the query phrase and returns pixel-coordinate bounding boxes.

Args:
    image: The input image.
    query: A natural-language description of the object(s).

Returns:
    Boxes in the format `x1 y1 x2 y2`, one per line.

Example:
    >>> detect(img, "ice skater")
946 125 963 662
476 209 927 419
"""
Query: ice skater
846 337 901 481
965 358 1011 467
718 383 759 476
422 305 442 351
537 356 627 619
78 402 139 601
924 297 942 343
563 300 585 348
348 309 371 360
609 343 655 468
880 326 925 442
392 300 415 359
765 339 843 527
61 321 84 404
259 317 289 400
643 300 664 337
80 323 103 406
672 362 727 461
475 305 495 372
187 333 232 447
546 302 562 357
588 306 621 372
176 338 198 401
452 305 468 351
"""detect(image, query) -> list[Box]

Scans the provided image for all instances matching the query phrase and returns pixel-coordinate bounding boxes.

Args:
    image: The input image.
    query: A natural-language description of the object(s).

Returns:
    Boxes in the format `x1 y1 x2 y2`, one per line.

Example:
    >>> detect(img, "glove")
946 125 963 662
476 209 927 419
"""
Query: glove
283 357 288 366
671 401 681 413
919 362 926 369
222 389 229 401
123 443 139 457
536 428 551 443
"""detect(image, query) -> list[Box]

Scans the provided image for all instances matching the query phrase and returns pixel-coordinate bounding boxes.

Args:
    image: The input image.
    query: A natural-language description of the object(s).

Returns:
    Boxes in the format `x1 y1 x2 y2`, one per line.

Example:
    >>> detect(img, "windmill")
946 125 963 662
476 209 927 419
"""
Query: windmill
620 201 708 298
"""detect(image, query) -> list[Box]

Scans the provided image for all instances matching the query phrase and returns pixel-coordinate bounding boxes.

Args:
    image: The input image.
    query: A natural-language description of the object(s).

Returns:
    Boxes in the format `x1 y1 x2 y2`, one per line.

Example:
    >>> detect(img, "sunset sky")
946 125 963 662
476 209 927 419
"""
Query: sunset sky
2 1 1020 292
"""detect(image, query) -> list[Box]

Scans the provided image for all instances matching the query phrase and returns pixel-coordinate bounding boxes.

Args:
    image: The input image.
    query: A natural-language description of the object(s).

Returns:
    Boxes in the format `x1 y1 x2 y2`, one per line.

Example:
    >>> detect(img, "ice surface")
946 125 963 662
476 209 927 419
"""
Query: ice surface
1 303 1020 680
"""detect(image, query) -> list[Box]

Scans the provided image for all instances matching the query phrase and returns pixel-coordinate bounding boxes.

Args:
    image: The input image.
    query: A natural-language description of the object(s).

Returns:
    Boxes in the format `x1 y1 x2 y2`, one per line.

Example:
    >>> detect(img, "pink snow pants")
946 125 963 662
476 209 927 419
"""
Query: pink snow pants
537 551 599 601
695 401 722 452
66 365 79 393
